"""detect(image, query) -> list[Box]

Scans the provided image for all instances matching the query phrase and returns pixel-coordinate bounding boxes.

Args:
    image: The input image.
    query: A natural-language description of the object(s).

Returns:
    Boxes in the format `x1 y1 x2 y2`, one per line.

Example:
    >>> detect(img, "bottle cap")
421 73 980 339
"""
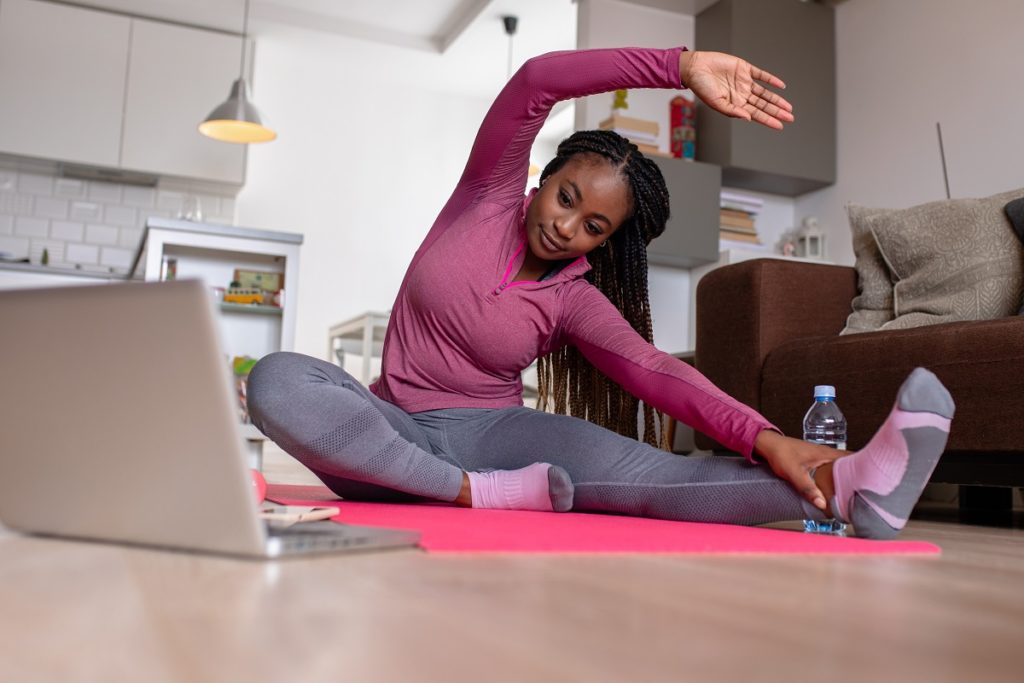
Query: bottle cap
813 385 836 399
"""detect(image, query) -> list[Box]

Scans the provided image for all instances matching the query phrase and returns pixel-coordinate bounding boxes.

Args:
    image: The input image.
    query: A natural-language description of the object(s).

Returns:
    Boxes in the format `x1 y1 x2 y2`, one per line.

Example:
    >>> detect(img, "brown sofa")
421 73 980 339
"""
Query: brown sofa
693 258 1024 488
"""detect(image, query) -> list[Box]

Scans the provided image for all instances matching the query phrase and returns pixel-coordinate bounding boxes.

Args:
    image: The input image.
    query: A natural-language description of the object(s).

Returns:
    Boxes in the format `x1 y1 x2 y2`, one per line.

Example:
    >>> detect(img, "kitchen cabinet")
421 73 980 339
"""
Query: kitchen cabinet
696 0 836 196
121 19 246 184
0 0 130 167
0 0 247 186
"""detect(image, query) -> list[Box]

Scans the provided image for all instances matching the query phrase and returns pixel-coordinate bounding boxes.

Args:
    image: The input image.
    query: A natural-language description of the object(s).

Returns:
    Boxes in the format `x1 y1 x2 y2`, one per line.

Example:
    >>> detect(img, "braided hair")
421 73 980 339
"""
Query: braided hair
535 130 672 449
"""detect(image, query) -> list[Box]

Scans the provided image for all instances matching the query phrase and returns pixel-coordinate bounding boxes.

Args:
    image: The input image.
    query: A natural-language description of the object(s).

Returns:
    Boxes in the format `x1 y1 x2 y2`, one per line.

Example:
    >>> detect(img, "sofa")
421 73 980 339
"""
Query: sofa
693 257 1024 490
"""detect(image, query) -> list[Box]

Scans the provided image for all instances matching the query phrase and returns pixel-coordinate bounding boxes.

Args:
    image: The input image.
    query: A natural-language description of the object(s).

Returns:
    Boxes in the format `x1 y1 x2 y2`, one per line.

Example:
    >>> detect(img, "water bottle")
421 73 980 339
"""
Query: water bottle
803 385 847 449
802 385 848 535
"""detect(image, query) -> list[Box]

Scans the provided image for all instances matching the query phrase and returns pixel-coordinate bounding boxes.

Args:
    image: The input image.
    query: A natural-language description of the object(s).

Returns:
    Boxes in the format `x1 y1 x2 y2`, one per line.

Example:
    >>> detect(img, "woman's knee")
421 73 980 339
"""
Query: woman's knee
246 351 314 421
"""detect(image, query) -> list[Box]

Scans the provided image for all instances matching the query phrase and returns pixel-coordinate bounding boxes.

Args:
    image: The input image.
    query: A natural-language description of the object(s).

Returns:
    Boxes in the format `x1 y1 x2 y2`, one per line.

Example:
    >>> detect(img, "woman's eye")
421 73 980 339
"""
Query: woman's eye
559 191 570 206
587 223 601 235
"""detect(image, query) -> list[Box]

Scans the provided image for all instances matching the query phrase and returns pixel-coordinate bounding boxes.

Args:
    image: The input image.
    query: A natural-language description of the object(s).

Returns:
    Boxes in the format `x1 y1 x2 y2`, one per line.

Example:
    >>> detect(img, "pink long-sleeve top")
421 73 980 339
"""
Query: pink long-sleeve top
369 47 776 460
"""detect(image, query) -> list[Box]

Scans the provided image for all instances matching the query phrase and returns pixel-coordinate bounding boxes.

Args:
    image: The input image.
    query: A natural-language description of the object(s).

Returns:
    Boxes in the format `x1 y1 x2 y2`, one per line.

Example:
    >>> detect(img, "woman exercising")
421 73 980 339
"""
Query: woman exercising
248 47 955 539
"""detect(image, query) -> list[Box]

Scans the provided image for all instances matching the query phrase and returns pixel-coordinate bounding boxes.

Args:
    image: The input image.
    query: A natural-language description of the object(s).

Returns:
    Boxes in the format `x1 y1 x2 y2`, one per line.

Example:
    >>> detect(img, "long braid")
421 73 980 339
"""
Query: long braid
535 130 672 449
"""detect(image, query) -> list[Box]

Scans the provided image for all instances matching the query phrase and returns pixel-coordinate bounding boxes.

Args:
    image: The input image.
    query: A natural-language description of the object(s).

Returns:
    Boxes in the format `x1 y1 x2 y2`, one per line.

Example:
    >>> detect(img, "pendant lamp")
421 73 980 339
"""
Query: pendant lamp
199 0 276 144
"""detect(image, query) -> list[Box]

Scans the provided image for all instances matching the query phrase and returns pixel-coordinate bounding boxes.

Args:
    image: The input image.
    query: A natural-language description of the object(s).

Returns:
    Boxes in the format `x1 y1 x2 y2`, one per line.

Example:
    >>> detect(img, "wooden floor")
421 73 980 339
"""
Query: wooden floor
1 446 1022 682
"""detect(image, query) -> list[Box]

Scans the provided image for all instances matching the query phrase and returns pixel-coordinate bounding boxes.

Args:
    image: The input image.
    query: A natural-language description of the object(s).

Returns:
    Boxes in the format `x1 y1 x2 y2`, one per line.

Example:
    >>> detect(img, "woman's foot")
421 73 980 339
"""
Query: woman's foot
459 463 574 512
832 368 955 539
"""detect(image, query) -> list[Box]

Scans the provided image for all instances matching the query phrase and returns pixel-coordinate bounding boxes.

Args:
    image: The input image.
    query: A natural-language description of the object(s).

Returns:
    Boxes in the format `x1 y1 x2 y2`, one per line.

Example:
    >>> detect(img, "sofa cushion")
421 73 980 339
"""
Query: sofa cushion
869 188 1024 330
840 204 895 334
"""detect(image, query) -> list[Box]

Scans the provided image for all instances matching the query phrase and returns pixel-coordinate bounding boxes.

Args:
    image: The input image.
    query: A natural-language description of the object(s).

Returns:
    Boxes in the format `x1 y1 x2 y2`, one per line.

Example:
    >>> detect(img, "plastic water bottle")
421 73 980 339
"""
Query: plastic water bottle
803 385 847 449
802 385 848 535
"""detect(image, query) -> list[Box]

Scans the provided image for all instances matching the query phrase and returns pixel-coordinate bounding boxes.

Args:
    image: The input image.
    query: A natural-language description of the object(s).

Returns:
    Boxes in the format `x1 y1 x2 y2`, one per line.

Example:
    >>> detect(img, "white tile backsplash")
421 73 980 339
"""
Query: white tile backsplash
119 227 143 249
30 239 65 265
0 169 235 271
34 196 69 220
100 246 133 269
66 243 99 264
85 224 119 245
54 178 86 199
50 220 85 241
14 216 48 238
121 186 155 208
0 235 30 258
17 173 53 195
157 190 186 213
87 182 121 203
103 205 137 227
70 201 102 222
0 192 33 215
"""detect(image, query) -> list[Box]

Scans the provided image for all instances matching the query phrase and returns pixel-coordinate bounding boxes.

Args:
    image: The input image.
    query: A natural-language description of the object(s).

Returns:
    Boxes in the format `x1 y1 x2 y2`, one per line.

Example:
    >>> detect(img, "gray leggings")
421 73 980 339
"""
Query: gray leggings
247 352 822 526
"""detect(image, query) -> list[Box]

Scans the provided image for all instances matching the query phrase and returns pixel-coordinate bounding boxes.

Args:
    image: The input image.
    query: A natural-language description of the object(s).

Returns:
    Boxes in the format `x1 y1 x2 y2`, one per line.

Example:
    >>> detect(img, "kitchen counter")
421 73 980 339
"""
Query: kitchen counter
0 260 132 290
0 260 129 279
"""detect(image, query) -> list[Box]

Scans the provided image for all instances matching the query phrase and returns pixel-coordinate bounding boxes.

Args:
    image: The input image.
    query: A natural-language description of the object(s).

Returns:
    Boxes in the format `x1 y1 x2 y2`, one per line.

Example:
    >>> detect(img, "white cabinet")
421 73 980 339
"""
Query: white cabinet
121 19 246 184
0 0 130 166
129 218 302 468
0 0 247 185
131 218 302 357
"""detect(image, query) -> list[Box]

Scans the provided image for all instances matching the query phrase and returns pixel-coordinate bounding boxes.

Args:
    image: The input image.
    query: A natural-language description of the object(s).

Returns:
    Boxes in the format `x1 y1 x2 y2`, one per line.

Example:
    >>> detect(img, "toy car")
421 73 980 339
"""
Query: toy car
223 287 265 305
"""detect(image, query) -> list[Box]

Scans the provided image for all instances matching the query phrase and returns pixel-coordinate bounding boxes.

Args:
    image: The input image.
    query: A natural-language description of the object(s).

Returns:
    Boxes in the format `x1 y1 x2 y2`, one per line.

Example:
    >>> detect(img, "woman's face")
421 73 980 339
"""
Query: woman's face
524 154 632 262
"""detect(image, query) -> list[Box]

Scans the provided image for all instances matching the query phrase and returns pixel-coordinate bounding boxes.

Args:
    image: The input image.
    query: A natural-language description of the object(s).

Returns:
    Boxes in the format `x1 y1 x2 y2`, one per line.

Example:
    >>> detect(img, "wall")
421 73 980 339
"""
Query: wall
795 0 1024 266
235 25 497 359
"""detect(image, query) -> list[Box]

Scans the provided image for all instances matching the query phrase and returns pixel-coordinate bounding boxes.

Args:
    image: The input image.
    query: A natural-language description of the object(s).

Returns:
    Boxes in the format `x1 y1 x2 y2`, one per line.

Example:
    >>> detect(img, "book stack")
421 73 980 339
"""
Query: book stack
718 191 765 247
599 113 669 157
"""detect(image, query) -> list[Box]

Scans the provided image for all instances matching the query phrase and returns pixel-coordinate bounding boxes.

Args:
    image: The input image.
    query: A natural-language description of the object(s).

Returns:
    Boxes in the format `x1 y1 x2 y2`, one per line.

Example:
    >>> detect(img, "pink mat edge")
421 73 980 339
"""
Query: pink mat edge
265 483 942 556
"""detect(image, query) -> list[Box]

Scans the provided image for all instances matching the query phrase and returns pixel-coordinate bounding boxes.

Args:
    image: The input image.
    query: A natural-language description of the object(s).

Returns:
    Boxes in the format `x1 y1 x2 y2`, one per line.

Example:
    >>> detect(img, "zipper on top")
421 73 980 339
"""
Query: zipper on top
493 239 529 295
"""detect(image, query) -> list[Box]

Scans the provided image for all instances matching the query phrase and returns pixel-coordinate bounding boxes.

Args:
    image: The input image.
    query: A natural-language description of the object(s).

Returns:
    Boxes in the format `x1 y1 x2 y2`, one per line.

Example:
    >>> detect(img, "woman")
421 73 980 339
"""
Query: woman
248 47 955 540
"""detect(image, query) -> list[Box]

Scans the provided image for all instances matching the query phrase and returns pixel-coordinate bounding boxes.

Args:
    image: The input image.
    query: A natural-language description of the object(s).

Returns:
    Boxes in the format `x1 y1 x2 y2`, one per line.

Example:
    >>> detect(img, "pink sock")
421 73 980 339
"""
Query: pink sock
468 463 574 512
831 368 954 539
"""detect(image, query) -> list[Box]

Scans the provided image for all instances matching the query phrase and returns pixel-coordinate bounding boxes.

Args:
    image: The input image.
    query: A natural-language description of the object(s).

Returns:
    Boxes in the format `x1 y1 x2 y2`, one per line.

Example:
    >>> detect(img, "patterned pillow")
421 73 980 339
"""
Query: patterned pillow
868 188 1024 330
1007 197 1024 314
839 204 895 335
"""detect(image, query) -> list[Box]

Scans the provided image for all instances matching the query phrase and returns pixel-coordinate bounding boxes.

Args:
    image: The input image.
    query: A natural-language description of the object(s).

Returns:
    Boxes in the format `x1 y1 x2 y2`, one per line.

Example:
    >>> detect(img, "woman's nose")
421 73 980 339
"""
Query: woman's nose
554 215 576 240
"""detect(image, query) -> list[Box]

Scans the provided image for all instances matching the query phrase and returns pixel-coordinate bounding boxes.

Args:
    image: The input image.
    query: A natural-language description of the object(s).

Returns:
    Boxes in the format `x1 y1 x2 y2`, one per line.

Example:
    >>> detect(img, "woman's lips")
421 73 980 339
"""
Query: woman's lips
539 229 565 253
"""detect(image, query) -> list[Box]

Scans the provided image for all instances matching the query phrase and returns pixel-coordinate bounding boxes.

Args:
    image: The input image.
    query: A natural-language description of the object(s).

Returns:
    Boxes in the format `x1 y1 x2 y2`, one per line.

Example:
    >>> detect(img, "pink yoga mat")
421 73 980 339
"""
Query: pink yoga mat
266 483 940 555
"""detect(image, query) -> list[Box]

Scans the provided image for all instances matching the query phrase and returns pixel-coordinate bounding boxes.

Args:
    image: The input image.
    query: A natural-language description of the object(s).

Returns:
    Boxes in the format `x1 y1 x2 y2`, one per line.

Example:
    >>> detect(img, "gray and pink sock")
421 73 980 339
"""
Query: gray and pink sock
831 367 955 539
468 463 574 512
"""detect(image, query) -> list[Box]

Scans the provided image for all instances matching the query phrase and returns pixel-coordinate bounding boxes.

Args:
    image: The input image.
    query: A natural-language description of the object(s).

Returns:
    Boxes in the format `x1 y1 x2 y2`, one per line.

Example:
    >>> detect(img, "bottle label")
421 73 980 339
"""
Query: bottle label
804 438 847 450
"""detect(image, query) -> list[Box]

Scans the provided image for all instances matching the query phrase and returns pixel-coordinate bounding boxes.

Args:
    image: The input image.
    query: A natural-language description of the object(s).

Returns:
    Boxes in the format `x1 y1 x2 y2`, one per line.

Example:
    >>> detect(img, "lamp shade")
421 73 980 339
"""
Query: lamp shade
198 78 276 144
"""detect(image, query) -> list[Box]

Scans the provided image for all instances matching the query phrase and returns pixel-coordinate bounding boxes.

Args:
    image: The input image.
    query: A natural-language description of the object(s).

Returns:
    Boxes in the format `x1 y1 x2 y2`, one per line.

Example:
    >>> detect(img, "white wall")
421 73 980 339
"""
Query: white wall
236 26 494 359
795 0 1024 267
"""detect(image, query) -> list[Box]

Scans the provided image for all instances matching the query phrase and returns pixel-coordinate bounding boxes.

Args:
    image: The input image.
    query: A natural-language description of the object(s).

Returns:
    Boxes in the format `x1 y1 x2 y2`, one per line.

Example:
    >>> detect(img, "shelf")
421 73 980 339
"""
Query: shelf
219 302 283 316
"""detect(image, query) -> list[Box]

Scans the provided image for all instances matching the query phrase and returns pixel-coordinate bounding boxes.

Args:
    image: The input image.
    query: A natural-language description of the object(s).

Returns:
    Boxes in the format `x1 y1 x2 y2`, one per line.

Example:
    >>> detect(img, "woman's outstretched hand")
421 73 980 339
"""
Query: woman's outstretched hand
679 51 794 130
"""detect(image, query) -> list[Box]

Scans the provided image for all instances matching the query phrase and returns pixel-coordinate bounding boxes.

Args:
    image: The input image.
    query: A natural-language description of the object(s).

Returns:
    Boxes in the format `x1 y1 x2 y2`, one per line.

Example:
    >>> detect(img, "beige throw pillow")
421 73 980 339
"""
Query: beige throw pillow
869 188 1024 330
839 204 895 335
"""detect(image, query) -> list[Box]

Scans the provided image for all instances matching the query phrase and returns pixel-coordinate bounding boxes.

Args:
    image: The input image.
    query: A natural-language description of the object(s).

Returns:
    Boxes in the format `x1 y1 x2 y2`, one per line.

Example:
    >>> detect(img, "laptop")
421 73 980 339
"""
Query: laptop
0 279 420 559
